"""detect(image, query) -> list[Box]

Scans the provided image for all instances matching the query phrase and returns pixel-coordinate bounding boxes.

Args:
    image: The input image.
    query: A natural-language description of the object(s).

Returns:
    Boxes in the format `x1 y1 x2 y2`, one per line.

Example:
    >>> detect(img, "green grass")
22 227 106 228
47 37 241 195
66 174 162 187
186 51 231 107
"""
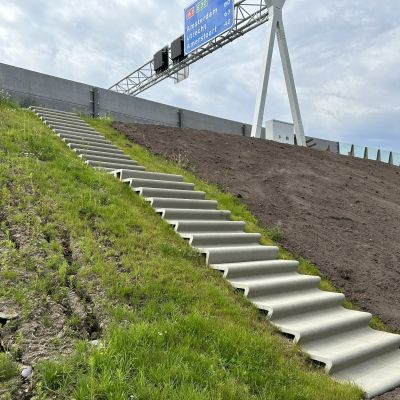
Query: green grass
0 102 364 399
0 354 18 383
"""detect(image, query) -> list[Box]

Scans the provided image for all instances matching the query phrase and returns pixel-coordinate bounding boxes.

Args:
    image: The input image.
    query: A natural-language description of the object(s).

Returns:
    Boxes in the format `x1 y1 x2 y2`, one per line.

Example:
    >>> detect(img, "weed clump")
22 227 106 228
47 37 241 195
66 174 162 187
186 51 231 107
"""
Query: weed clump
269 225 285 242
0 353 18 382
0 88 17 108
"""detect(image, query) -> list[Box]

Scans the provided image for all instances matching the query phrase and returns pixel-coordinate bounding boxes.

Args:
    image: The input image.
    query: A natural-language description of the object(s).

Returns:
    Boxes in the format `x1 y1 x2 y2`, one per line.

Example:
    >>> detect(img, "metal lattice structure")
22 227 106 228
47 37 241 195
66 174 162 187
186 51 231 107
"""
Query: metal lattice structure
109 0 269 96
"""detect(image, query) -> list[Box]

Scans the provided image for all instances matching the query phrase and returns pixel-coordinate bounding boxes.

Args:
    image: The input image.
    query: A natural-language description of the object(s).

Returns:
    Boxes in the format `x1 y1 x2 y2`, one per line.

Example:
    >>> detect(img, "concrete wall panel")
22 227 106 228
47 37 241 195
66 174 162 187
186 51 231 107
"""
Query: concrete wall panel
0 63 92 113
0 62 257 136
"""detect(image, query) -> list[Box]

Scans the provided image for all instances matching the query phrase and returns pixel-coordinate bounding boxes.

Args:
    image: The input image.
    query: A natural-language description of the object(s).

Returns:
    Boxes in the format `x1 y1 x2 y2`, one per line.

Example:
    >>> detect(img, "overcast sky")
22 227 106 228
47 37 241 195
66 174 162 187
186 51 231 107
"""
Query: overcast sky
1 0 399 152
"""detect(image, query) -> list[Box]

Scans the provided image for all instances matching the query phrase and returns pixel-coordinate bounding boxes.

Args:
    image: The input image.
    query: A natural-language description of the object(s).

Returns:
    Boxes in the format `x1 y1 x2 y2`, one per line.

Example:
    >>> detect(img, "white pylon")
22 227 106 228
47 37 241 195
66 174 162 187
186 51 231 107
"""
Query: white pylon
251 0 306 147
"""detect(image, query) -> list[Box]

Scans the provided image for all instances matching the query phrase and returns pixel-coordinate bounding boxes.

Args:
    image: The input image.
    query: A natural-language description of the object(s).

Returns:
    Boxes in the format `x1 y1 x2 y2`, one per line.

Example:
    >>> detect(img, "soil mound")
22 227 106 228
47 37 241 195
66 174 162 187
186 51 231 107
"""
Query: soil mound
114 122 400 333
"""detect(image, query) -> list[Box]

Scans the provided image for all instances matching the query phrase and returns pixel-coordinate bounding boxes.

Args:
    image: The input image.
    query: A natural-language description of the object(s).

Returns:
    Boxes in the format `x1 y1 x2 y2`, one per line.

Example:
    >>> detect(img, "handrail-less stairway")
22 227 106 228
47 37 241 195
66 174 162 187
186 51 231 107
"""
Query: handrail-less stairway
31 106 400 399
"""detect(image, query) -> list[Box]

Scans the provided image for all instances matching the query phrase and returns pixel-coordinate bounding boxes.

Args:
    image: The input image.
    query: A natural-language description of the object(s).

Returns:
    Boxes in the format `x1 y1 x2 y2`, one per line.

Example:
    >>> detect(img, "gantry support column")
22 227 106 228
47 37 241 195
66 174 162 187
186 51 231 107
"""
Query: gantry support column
251 0 306 146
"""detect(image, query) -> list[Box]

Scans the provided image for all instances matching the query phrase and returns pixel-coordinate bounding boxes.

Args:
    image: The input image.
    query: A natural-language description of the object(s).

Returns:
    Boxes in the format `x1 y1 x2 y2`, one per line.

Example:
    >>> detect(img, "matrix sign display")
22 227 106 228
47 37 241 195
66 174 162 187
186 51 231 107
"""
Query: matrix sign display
184 0 234 55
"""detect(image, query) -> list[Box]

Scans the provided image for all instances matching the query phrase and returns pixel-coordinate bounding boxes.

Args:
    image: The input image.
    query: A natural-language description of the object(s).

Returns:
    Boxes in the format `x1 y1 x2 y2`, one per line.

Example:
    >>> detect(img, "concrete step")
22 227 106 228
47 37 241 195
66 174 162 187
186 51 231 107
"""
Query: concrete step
148 198 218 210
174 220 245 234
81 154 138 166
85 160 144 170
58 133 111 145
37 111 85 124
73 148 131 160
212 259 300 279
64 138 120 151
304 327 400 374
185 232 261 247
40 116 92 130
35 111 94 125
199 245 279 265
159 208 231 222
229 274 321 298
57 128 106 140
333 351 400 399
68 143 125 155
117 169 183 182
274 307 372 345
47 123 97 135
124 178 194 191
98 167 147 174
38 114 85 126
252 289 346 319
136 188 206 200
31 106 76 117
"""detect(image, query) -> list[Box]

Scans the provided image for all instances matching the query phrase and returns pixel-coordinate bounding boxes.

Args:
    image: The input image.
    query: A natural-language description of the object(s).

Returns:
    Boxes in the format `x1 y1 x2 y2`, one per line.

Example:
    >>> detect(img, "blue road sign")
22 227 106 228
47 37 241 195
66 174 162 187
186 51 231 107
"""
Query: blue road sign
184 0 234 56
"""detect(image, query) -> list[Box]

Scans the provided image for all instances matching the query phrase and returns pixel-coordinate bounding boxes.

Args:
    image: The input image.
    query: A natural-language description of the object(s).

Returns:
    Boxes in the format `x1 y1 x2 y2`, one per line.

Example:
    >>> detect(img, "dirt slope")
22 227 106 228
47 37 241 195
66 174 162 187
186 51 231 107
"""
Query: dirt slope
114 122 400 334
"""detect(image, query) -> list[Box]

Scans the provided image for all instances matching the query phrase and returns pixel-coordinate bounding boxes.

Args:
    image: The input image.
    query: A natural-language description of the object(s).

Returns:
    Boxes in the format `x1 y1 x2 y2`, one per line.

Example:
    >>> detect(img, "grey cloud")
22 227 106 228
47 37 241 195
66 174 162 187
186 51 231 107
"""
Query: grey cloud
0 0 399 152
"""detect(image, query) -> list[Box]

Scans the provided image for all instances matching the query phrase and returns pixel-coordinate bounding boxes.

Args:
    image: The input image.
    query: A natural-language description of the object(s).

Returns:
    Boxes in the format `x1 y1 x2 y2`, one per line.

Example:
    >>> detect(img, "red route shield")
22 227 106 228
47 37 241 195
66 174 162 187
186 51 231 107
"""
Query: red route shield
186 6 195 20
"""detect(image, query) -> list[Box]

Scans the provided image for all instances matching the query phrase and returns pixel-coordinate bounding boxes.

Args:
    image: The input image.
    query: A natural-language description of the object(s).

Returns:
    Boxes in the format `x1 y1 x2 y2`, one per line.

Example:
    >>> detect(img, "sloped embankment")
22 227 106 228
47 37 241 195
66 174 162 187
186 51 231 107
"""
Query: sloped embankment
113 122 400 335
0 105 362 399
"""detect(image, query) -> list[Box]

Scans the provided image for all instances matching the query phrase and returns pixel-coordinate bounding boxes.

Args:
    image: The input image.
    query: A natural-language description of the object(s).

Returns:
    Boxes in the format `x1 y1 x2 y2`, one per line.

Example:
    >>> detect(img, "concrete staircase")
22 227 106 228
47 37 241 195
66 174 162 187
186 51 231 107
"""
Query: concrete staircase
31 106 400 399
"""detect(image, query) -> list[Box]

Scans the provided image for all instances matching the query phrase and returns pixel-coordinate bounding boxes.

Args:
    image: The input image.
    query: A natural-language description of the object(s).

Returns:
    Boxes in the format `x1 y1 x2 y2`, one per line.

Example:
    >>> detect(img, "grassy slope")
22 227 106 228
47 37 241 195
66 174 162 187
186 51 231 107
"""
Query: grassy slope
86 117 387 333
0 103 363 399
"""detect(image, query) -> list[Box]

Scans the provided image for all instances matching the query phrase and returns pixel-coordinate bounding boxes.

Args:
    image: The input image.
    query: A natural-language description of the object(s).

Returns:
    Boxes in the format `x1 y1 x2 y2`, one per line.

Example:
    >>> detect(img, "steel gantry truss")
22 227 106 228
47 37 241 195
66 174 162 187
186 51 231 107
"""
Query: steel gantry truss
109 0 270 96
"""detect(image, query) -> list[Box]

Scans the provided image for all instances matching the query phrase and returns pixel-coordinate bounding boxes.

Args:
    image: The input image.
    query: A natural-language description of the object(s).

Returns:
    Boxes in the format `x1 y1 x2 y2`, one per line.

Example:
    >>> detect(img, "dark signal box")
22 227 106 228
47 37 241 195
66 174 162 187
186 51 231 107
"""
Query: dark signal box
171 36 185 63
154 46 169 73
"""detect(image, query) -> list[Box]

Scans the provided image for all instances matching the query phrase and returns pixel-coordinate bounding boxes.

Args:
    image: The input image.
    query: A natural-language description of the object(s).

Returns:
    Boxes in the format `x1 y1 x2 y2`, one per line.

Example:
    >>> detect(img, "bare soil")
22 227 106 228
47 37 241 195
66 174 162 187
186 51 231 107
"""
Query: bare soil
114 122 400 334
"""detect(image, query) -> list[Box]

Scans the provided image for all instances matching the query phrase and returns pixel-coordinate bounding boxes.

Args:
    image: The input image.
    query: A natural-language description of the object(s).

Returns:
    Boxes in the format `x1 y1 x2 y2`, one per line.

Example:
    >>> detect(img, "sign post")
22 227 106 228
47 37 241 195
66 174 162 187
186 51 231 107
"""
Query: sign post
251 0 306 147
184 0 234 56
